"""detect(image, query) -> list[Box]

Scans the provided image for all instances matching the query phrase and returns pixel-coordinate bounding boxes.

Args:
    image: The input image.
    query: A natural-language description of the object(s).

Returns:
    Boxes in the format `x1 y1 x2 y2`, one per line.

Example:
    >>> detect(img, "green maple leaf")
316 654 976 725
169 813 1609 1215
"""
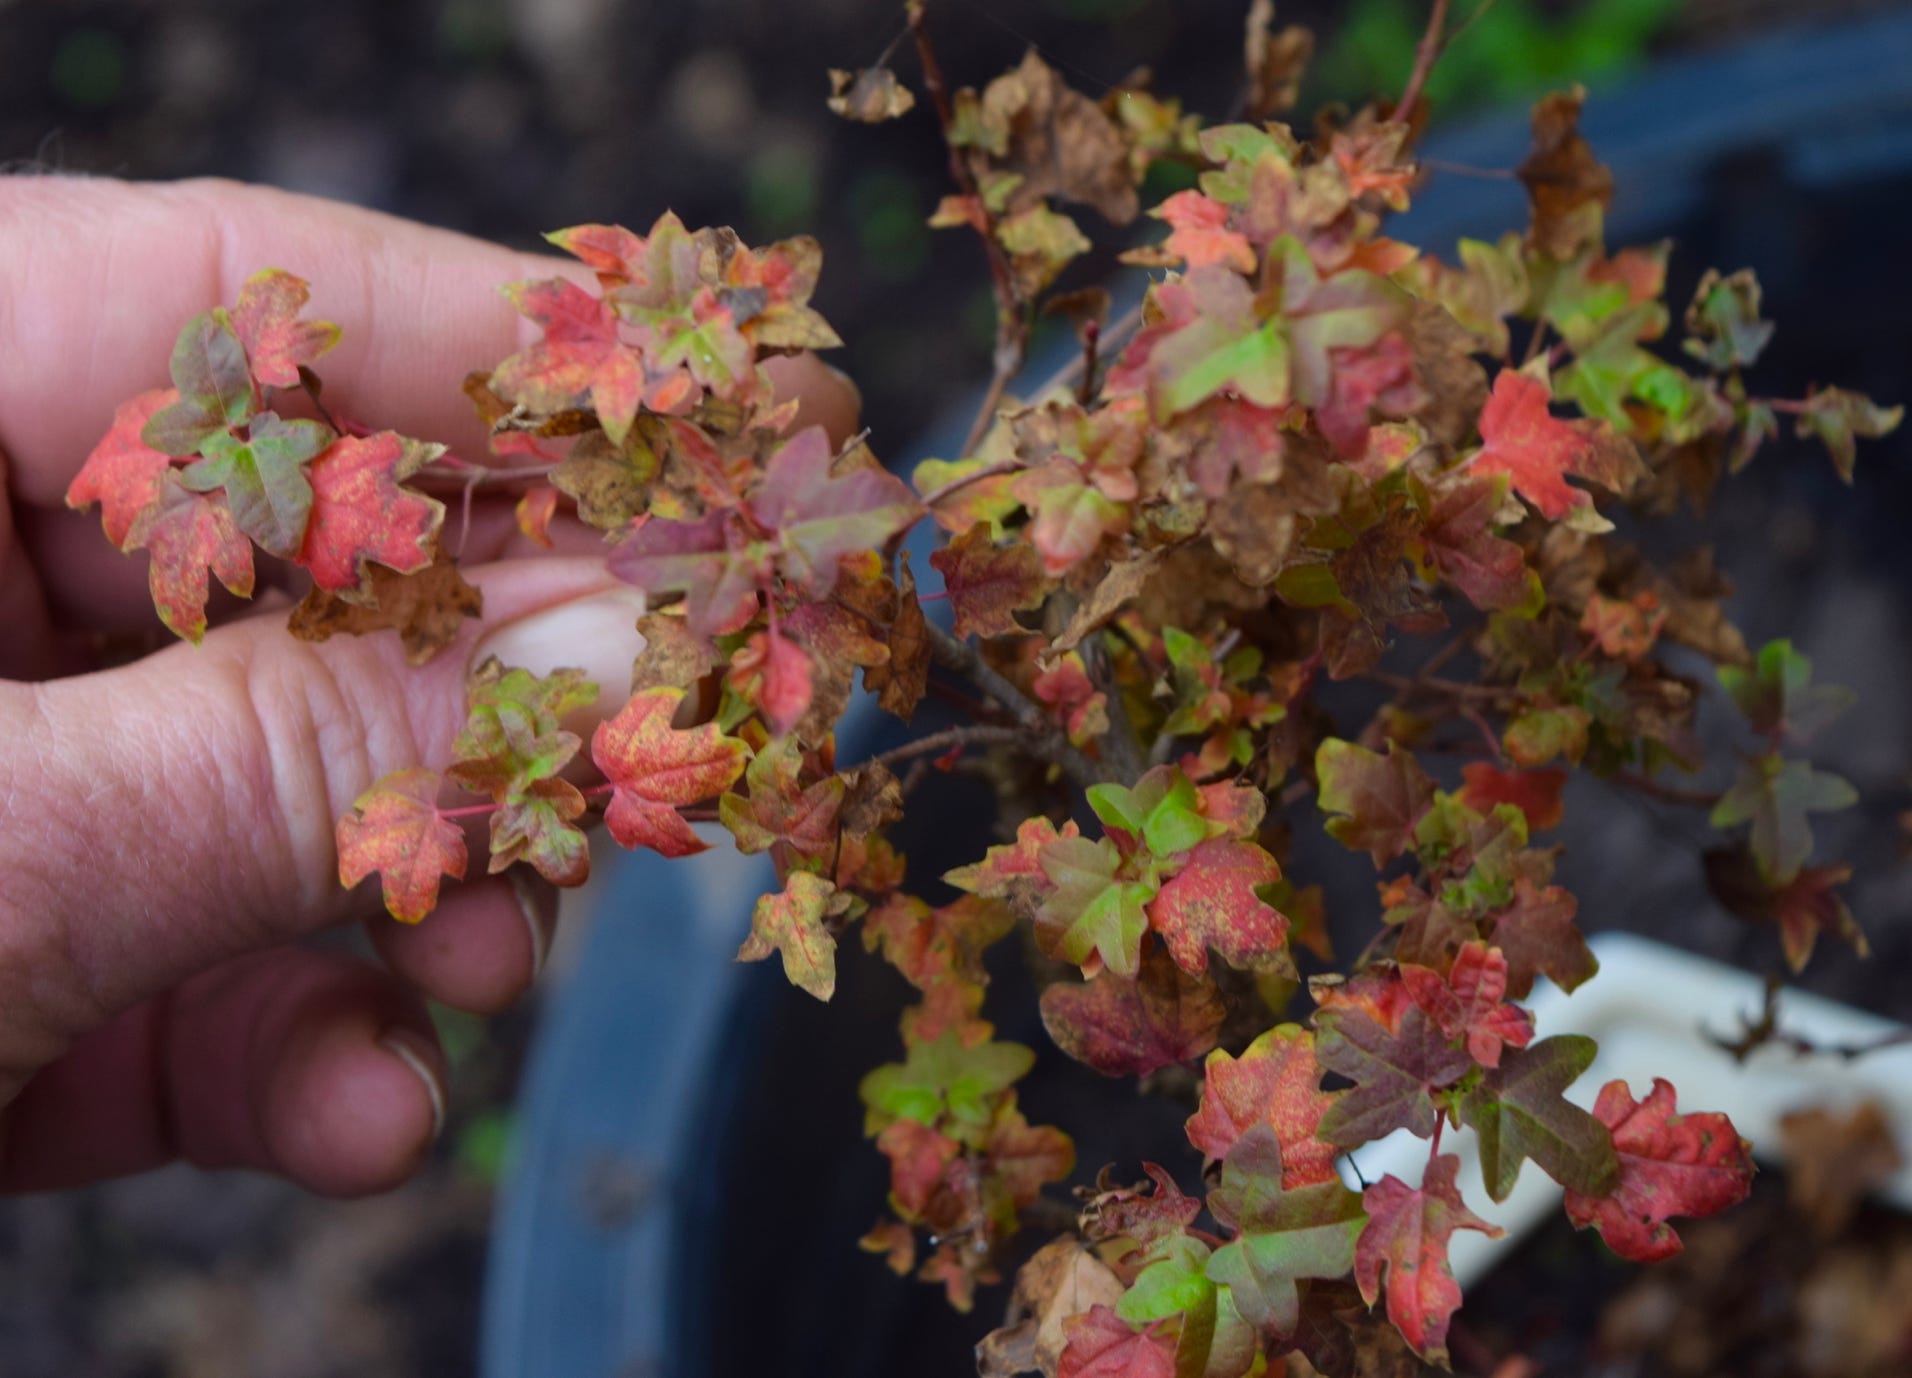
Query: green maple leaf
1203 1125 1367 1338
142 310 256 456
178 411 330 558
1458 1034 1618 1202
859 1029 1035 1142
488 775 590 885
1711 751 1856 887
1087 766 1209 858
1717 638 1854 743
1683 267 1773 372
1036 834 1156 978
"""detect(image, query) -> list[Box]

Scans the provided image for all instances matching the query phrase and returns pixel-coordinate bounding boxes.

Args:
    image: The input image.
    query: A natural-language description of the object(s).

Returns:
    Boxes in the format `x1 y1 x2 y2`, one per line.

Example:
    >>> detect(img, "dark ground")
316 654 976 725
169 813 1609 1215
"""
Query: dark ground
4 1 1912 1375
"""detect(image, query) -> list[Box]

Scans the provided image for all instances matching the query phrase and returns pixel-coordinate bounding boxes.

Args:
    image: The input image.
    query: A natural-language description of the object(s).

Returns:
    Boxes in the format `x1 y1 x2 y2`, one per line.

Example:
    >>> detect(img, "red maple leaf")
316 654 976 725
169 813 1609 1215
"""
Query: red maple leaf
1354 1154 1503 1364
1457 762 1567 833
127 473 256 642
1563 1078 1755 1262
1153 190 1255 274
591 688 749 857
229 268 342 388
1184 1023 1339 1186
1146 837 1288 973
67 388 182 548
336 767 468 923
1039 946 1226 1077
297 432 443 592
1399 941 1535 1069
1056 1307 1176 1378
927 523 1048 639
491 278 688 443
727 622 814 737
1471 369 1634 520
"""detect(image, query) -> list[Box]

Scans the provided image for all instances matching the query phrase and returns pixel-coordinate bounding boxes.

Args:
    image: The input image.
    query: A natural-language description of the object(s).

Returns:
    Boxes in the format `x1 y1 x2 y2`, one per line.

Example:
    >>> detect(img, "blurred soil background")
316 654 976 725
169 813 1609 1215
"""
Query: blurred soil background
2 0 1910 1374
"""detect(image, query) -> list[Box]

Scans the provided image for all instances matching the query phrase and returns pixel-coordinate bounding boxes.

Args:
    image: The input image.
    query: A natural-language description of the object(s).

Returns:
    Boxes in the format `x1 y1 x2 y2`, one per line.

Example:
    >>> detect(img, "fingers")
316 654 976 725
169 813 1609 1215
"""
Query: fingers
369 871 557 1016
0 947 444 1195
0 177 863 513
0 555 640 1051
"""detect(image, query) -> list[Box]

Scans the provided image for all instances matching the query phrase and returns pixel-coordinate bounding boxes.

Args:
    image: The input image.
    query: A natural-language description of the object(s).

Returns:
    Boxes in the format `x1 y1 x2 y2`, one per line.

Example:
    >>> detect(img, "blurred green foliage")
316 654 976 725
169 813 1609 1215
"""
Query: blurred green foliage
1317 0 1682 110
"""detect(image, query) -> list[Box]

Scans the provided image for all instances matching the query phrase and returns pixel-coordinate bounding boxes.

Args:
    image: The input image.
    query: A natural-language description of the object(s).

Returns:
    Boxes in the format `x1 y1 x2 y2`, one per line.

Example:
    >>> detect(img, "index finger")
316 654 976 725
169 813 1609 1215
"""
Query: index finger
0 176 859 509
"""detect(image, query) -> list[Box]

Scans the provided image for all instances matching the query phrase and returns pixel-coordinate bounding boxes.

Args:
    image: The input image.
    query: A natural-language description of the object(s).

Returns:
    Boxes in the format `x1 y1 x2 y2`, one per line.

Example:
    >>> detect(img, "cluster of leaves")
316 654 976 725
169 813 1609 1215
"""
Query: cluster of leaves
70 2 1904 1371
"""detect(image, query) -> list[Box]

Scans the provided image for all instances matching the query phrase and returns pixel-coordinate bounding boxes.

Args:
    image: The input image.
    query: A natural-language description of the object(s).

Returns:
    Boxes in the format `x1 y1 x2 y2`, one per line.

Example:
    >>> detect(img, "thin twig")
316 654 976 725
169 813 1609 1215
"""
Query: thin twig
1612 771 1722 809
1393 0 1452 123
1365 670 1519 703
925 622 1111 789
1043 300 1143 399
862 724 1024 771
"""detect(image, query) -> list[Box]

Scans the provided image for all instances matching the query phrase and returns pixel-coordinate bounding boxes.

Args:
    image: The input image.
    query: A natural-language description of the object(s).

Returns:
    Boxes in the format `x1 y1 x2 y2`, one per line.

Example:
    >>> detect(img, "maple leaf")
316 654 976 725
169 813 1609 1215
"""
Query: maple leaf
1011 459 1128 576
985 1098 1075 1207
126 473 256 642
1314 1005 1473 1148
1354 1154 1503 1364
1793 386 1902 482
179 411 330 559
1682 268 1772 372
1563 1078 1755 1262
827 65 916 122
1710 751 1856 887
737 870 839 1000
1502 705 1591 768
751 427 923 590
1110 1232 1262 1378
297 432 443 592
1315 739 1435 868
1416 472 1539 612
1457 763 1566 834
1040 946 1225 1077
1717 638 1854 743
1147 838 1289 974
1055 1307 1176 1378
1489 878 1597 999
727 623 814 737
1086 766 1212 859
877 1117 960 1219
1151 190 1255 274
610 510 766 640
1470 369 1635 522
1114 267 1290 420
719 735 843 862
515 485 559 548
1203 1125 1367 1338
1459 1034 1619 1201
1579 591 1666 662
592 687 748 857
229 268 342 388
491 278 652 444
1035 835 1156 978
1185 1024 1339 1187
946 815 1074 906
928 524 1047 639
67 388 181 548
1399 942 1534 1069
143 310 256 456
288 547 484 665
1081 1164 1203 1252
1517 87 1611 260
488 775 590 885
863 561 930 722
1704 848 1866 973
860 1029 1035 1140
336 767 468 923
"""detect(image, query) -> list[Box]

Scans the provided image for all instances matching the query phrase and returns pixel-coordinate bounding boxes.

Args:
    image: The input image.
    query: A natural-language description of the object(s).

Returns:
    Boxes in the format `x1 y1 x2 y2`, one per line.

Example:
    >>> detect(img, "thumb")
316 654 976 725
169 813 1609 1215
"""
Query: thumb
0 556 645 1061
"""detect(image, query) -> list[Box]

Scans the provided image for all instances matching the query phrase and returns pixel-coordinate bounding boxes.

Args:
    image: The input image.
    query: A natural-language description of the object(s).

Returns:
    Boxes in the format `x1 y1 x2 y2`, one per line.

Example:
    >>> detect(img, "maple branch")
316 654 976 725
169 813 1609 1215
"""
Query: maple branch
1042 298 1143 399
1365 671 1519 704
925 622 1112 788
862 724 1025 771
906 0 1029 458
1394 0 1452 124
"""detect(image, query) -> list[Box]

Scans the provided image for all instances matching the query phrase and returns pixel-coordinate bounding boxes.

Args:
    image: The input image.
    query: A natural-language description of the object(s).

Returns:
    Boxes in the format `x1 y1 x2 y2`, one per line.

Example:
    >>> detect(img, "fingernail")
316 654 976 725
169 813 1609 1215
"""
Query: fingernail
510 868 554 981
378 1027 447 1143
471 586 649 728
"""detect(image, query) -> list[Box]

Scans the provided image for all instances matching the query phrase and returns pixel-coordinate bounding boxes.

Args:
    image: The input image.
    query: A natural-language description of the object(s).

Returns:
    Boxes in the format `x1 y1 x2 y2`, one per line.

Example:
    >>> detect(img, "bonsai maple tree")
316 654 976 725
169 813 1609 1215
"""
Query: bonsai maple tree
63 2 1902 1371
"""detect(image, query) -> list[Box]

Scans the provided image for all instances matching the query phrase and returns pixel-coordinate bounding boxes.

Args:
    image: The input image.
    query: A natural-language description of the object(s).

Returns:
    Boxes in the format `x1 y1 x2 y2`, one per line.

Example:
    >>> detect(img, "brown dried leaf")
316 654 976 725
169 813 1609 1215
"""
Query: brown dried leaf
1518 87 1612 259
827 66 917 123
1045 551 1161 661
630 610 716 694
977 1237 1125 1378
288 546 483 665
1779 1100 1901 1237
864 562 930 721
1244 0 1313 120
975 51 1138 226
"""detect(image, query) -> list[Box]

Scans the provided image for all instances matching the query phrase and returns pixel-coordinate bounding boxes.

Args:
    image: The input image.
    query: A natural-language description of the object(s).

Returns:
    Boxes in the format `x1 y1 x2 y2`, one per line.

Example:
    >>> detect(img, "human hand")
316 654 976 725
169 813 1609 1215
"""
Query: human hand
0 177 858 1195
